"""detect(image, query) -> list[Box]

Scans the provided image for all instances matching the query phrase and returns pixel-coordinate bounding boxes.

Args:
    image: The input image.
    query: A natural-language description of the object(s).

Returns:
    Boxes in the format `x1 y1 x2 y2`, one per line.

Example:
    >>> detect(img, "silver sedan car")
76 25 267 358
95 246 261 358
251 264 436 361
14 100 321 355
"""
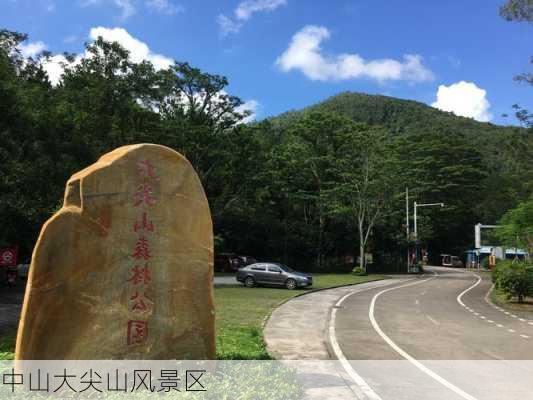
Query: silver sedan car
236 262 313 290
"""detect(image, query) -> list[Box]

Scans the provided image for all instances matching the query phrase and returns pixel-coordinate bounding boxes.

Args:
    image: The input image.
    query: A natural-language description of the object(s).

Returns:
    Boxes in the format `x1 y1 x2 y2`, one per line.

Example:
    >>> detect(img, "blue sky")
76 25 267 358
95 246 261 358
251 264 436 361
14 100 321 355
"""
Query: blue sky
1 0 531 125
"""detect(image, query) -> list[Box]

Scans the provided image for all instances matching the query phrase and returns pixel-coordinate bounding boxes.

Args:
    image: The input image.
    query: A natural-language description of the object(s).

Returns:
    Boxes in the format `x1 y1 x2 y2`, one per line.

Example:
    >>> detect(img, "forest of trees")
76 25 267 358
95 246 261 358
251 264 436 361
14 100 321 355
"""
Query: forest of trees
0 23 531 272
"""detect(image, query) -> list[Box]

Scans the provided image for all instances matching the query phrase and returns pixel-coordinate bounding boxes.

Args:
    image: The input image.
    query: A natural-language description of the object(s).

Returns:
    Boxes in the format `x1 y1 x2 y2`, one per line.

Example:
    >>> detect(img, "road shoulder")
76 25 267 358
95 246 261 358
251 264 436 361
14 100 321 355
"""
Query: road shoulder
263 279 403 360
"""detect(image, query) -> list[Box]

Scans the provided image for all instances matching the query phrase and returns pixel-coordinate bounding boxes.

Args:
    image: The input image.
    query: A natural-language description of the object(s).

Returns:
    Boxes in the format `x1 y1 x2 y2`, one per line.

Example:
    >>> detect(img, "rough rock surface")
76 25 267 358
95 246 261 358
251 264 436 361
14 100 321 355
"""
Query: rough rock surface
16 144 215 359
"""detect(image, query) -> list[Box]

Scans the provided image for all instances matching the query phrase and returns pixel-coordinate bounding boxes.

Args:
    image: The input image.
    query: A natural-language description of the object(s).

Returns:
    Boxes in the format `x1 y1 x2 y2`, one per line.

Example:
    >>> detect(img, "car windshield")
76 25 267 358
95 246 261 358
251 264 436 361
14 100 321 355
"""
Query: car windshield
276 263 293 272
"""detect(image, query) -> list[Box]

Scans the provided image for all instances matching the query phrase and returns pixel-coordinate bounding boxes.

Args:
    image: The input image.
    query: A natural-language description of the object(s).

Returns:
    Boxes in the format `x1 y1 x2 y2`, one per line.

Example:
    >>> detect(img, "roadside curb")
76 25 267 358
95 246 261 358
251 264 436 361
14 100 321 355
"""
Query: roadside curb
263 277 403 361
261 277 388 357
485 282 533 322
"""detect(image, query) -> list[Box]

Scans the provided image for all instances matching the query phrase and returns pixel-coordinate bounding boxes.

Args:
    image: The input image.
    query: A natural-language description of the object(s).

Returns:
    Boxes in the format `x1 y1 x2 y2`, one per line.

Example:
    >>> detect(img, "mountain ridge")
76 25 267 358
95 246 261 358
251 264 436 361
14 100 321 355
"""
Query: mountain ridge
267 91 523 136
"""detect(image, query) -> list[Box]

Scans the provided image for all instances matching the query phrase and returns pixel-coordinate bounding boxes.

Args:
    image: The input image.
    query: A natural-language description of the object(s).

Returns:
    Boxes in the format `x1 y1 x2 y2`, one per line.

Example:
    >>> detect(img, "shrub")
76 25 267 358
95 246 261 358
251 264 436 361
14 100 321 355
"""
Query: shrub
494 261 533 303
351 266 367 276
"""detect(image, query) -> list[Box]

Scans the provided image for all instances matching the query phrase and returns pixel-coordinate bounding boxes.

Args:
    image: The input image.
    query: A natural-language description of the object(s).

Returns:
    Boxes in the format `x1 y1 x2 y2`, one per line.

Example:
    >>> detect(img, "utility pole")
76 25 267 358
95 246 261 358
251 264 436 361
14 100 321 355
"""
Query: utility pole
413 202 445 267
406 188 410 270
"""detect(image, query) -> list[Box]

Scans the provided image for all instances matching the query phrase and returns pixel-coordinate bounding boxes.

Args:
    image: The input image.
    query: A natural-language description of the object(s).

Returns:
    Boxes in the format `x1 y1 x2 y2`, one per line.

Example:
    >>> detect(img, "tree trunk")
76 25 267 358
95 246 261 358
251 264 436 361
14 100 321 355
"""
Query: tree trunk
359 220 365 272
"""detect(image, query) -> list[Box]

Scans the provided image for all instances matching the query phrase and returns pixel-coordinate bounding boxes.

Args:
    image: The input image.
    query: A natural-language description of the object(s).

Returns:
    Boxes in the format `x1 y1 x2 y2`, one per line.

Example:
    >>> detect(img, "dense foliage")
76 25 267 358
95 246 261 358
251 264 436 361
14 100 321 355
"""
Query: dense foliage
493 260 533 303
0 28 531 271
269 92 532 267
496 199 533 255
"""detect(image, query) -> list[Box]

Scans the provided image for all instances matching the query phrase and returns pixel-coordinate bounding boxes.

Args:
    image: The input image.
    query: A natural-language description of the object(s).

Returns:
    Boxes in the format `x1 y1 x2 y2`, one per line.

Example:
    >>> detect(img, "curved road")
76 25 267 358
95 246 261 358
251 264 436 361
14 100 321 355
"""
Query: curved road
332 267 533 399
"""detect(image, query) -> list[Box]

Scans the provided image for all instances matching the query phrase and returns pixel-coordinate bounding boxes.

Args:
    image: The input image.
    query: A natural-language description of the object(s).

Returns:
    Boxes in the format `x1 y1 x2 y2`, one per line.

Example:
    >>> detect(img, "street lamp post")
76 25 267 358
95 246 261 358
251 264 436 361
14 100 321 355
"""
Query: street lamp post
413 202 444 266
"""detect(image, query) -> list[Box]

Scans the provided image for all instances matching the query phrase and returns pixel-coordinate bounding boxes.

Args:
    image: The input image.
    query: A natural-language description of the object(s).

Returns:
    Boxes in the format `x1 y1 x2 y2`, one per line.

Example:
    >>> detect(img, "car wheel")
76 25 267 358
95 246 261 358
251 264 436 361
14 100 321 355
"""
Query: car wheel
285 278 297 290
244 276 255 288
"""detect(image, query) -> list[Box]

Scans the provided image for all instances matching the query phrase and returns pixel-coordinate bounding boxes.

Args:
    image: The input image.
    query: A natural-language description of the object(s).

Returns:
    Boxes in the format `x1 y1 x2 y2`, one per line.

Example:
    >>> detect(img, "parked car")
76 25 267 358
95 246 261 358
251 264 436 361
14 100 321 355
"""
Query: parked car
441 254 464 268
236 262 313 290
214 253 257 272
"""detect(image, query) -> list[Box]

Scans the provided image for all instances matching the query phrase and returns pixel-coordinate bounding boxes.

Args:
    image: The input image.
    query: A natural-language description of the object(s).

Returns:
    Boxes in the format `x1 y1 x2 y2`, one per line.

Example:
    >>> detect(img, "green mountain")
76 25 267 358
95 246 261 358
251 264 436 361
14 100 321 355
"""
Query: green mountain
270 91 523 138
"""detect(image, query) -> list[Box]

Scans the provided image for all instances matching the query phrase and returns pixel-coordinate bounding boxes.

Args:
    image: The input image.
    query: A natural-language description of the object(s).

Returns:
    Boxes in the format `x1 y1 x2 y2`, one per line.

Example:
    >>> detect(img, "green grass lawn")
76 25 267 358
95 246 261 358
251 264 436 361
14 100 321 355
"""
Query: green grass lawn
215 274 385 359
0 331 15 360
490 287 533 314
0 274 385 360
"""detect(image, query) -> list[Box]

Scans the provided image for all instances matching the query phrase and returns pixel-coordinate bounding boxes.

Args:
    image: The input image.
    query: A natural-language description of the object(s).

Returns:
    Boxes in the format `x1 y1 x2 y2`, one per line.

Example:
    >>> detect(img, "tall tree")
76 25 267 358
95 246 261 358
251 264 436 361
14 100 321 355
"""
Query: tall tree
268 112 357 269
500 0 533 127
327 125 392 271
393 130 486 258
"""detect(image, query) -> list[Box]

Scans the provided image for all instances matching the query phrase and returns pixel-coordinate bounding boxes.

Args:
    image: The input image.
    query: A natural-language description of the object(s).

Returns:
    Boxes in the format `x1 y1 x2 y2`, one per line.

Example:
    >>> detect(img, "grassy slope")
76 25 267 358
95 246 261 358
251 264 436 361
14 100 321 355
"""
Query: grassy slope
490 287 533 314
0 274 385 360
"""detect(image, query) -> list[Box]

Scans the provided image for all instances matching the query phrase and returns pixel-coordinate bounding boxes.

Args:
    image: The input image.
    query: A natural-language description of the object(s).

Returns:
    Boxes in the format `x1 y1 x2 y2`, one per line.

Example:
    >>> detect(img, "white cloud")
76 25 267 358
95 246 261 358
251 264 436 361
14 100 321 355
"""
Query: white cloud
276 25 434 83
82 0 136 20
431 81 492 122
145 0 184 15
114 0 135 19
218 0 286 36
89 27 173 70
235 0 286 20
42 55 76 86
236 99 259 123
16 41 72 85
217 15 243 35
18 41 47 58
38 27 174 86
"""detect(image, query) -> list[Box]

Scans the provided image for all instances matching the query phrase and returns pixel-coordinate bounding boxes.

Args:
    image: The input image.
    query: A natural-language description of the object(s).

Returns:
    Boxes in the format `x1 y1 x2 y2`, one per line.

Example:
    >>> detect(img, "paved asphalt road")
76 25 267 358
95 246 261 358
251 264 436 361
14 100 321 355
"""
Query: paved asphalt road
331 266 533 400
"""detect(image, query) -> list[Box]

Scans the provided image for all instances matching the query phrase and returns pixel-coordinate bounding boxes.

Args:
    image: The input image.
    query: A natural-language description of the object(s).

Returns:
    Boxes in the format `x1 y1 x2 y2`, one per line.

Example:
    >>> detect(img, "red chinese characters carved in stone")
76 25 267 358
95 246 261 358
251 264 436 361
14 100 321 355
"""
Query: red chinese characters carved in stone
130 291 154 313
127 320 148 346
132 236 151 260
134 183 156 207
137 159 159 181
134 212 154 234
127 264 152 285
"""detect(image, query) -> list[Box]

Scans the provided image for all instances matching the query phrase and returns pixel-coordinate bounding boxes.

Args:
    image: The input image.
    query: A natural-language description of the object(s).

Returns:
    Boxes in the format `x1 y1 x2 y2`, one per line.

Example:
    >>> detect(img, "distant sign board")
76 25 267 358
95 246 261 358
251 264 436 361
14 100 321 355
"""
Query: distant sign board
0 247 18 267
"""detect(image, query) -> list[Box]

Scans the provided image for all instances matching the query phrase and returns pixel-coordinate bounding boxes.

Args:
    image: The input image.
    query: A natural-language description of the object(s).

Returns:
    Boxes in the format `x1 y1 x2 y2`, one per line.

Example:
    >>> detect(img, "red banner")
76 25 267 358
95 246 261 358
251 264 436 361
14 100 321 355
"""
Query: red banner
0 246 18 267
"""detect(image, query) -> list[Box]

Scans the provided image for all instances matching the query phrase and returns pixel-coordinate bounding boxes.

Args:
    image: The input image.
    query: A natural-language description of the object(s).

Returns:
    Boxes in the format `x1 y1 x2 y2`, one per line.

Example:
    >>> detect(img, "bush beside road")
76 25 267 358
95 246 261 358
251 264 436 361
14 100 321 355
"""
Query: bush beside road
492 261 533 304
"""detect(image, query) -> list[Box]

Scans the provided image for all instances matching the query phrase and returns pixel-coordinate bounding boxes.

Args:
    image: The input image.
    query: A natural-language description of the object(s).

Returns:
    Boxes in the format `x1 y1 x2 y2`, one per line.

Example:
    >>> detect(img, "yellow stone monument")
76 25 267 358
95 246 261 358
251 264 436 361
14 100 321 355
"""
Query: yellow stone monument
16 144 215 359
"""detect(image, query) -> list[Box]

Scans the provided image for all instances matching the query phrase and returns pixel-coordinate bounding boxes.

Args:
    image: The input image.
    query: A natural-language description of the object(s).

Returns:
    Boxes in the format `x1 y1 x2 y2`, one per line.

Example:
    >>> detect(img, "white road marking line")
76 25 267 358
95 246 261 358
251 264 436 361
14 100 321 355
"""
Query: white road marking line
426 315 440 326
369 272 479 400
474 278 533 330
487 320 494 323
520 335 530 339
474 312 480 316
415 299 420 306
328 281 409 400
480 316 486 319
487 301 533 324
457 273 482 309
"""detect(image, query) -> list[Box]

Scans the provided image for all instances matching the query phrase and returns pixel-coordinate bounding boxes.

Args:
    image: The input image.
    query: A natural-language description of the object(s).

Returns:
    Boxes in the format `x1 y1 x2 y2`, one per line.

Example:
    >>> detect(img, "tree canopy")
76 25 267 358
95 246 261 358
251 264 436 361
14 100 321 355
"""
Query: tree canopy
1 28 531 271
